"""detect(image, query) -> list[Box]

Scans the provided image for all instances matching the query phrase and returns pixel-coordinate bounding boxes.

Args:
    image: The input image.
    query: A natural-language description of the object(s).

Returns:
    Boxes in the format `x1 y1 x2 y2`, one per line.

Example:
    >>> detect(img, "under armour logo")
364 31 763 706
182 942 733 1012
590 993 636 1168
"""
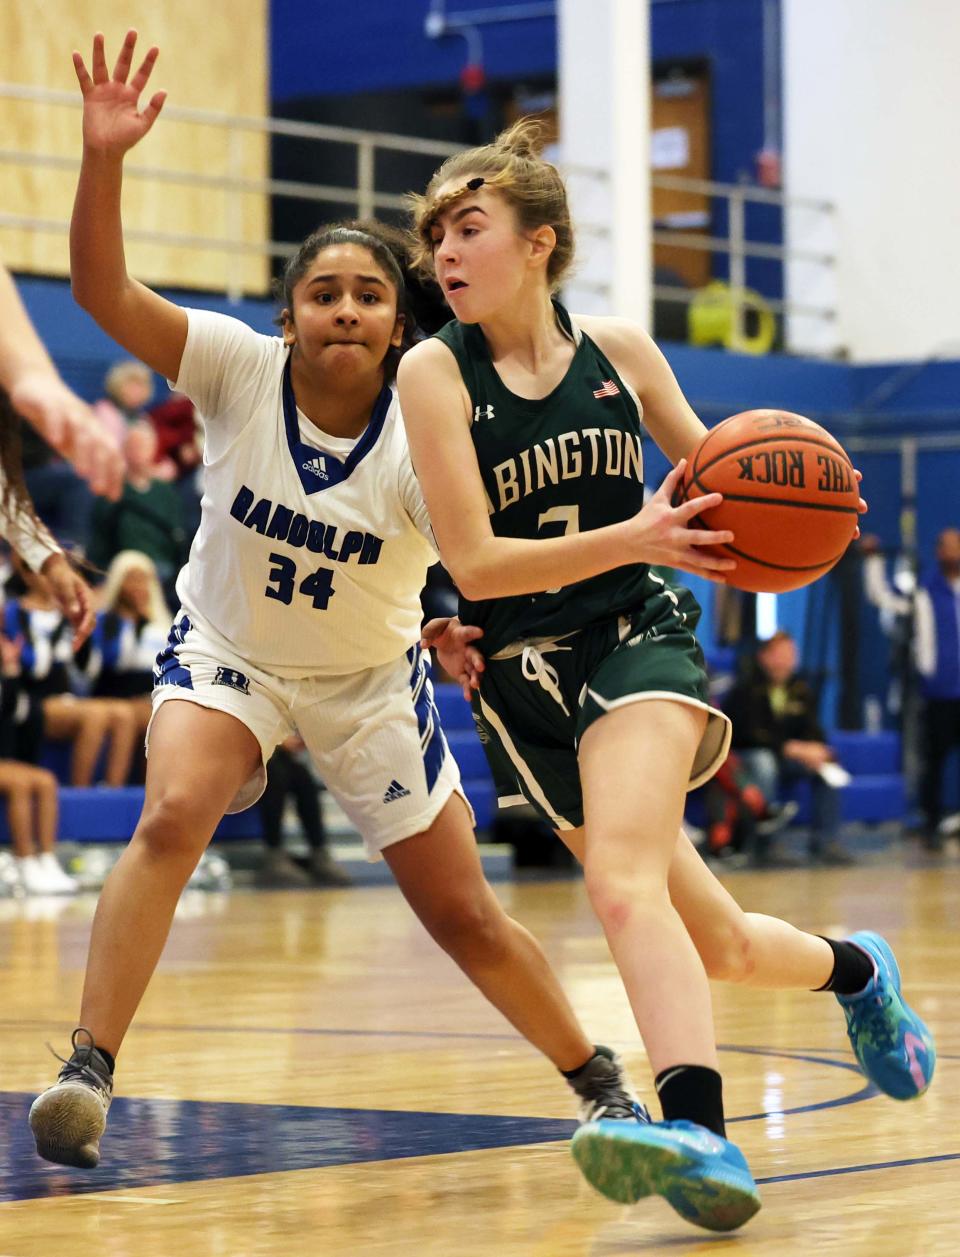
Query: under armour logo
473 404 495 423
302 455 329 480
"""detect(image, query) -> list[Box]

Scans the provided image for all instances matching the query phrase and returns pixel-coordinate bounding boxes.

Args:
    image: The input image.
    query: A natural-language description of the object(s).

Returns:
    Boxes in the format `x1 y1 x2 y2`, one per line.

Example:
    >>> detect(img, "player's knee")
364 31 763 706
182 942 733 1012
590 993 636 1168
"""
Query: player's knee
422 893 506 963
134 792 206 863
699 922 755 983
583 863 668 938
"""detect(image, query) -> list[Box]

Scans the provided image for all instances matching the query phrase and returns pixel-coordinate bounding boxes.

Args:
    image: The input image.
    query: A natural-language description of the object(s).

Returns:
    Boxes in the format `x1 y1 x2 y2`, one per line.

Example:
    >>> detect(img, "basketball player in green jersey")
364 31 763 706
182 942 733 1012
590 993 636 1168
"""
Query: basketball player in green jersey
397 120 934 1232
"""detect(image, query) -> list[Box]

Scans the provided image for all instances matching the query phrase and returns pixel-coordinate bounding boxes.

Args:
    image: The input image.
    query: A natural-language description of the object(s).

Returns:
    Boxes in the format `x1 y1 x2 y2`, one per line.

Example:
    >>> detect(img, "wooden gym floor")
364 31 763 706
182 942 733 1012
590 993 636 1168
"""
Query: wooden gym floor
0 858 956 1256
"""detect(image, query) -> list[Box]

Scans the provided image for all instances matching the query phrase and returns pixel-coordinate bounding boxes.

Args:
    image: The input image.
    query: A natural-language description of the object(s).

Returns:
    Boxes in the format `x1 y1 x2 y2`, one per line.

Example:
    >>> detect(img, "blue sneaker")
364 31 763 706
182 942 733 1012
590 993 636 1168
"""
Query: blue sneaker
837 931 936 1100
571 1118 761 1232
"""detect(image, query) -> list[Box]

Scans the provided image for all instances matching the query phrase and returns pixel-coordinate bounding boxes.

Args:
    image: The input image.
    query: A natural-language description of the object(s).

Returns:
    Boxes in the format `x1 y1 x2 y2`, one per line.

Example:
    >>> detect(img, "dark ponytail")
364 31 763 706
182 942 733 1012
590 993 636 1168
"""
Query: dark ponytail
0 388 44 541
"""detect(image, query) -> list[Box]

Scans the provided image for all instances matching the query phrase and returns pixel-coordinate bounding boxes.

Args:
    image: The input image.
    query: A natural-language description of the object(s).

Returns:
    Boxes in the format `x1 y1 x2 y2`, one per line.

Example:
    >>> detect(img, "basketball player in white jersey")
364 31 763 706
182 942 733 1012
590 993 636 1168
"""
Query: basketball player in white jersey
29 31 645 1171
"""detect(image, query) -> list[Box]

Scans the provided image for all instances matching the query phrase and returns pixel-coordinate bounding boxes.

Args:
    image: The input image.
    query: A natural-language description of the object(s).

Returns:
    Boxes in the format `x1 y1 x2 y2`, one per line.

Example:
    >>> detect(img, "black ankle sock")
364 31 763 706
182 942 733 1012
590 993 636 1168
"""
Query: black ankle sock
561 1046 603 1080
655 1065 725 1138
95 1047 116 1075
813 937 875 995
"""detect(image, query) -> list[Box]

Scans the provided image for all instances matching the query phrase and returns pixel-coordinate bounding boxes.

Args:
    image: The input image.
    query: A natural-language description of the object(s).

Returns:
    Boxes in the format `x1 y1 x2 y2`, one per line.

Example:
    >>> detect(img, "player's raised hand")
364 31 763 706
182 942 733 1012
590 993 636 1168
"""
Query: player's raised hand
73 30 166 157
627 460 737 580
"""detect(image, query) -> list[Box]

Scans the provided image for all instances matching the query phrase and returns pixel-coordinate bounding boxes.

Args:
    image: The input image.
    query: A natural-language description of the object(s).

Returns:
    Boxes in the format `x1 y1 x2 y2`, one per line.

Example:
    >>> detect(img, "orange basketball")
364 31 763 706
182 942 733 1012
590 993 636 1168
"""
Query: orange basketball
677 410 860 593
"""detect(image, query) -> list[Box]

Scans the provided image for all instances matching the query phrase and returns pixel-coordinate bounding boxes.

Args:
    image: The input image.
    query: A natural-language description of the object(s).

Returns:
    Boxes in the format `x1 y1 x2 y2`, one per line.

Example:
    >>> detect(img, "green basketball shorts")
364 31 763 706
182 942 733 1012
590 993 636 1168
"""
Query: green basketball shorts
469 583 731 831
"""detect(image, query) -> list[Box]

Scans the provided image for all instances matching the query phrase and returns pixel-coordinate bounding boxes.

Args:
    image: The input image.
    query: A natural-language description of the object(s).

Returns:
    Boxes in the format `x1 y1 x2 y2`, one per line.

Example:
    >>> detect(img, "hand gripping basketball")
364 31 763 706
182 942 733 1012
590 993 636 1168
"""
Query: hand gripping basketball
675 410 865 593
628 461 737 581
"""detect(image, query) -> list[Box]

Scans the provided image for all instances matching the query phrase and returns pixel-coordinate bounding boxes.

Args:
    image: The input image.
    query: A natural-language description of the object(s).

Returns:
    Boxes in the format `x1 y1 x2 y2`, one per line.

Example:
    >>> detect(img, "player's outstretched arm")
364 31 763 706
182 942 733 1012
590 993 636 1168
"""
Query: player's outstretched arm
71 30 187 382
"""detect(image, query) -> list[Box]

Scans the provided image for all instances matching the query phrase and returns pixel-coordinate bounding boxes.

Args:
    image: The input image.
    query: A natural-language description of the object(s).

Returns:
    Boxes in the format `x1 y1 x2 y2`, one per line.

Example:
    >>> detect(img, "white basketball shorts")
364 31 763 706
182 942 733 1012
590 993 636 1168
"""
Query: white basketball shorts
149 613 471 859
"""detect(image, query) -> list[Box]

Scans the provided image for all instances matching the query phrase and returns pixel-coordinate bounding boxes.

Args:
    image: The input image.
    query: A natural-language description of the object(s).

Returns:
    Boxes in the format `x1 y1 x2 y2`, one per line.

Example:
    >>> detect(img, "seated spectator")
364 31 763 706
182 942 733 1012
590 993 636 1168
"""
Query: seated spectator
703 750 799 867
257 737 351 888
93 360 155 448
88 422 185 605
149 392 202 480
21 423 94 554
79 552 171 774
0 629 78 894
723 631 854 866
148 393 203 539
3 555 138 787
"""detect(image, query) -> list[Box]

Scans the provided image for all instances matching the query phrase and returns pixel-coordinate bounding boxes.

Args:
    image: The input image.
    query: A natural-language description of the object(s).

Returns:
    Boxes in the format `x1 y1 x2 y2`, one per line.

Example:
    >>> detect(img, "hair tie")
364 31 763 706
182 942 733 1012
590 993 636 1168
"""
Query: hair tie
466 177 485 191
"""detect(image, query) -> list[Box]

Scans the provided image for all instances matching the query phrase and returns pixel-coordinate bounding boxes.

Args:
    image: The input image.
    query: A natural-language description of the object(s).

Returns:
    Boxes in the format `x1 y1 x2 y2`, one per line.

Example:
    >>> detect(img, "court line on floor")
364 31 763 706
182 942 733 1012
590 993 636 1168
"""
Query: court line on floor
758 1151 960 1186
9 1020 953 1060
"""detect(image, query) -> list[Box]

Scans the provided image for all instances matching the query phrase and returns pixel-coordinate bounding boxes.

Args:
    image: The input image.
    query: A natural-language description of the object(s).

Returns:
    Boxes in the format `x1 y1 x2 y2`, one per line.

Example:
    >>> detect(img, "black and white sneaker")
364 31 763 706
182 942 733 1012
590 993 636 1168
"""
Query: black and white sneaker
29 1027 114 1168
755 801 799 837
566 1045 650 1124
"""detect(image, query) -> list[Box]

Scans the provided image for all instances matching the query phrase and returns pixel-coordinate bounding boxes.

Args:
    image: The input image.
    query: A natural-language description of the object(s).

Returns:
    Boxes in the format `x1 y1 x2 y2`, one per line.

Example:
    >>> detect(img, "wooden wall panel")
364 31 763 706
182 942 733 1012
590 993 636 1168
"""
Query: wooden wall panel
0 0 268 293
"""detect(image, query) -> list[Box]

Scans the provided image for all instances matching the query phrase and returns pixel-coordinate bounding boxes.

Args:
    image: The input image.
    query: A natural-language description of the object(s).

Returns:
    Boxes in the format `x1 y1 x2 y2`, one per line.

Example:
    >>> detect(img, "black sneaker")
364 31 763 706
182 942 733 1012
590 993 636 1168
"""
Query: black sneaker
565 1045 650 1123
308 848 353 888
256 849 313 889
755 801 799 837
29 1027 114 1168
814 842 857 867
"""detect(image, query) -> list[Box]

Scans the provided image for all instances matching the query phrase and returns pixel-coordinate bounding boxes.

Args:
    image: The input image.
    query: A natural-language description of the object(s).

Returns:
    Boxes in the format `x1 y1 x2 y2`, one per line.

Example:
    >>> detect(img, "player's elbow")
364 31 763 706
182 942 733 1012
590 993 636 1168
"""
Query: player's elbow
70 270 96 313
70 271 114 328
449 561 491 602
446 552 510 602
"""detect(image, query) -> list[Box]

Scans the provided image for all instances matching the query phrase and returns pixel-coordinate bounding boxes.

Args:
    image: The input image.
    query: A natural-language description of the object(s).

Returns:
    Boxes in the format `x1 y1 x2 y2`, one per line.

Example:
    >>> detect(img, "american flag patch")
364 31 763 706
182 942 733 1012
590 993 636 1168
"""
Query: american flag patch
593 379 621 399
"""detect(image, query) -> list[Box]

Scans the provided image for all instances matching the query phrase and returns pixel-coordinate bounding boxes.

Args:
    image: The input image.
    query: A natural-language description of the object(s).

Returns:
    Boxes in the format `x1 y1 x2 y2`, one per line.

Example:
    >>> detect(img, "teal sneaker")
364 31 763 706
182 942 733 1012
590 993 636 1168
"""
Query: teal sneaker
837 931 935 1100
571 1118 761 1232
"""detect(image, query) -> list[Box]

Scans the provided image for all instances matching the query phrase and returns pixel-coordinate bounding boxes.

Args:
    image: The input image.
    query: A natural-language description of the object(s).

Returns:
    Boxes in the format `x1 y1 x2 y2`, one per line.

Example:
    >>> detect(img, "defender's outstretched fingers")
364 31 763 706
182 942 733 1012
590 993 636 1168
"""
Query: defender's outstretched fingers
130 46 160 97
73 52 94 94
91 33 109 83
112 29 138 83
141 91 167 127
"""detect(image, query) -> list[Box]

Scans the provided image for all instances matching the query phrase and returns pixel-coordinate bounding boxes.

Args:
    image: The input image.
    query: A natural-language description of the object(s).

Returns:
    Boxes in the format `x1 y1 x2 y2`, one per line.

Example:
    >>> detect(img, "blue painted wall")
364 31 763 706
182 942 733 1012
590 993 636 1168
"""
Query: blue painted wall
269 1 557 101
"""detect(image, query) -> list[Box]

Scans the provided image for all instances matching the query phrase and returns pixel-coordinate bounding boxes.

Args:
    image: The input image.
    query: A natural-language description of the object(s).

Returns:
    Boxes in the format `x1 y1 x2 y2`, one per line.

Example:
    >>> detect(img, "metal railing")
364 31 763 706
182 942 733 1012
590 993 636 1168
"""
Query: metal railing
0 80 836 336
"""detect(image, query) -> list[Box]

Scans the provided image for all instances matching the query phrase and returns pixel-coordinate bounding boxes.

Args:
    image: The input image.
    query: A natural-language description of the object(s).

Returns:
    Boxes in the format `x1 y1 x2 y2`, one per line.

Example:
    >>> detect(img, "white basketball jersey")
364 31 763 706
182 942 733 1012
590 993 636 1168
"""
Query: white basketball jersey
173 309 437 678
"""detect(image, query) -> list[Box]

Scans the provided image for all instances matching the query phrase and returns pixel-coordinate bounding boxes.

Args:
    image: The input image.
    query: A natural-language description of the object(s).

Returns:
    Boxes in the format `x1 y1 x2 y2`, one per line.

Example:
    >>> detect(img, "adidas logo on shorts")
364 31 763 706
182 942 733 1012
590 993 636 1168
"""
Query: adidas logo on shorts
382 779 411 804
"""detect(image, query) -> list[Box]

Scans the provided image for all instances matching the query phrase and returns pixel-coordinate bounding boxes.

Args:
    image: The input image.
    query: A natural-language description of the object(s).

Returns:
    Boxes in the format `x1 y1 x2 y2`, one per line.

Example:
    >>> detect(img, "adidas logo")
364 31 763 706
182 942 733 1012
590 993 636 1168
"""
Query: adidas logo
382 779 411 804
302 455 329 480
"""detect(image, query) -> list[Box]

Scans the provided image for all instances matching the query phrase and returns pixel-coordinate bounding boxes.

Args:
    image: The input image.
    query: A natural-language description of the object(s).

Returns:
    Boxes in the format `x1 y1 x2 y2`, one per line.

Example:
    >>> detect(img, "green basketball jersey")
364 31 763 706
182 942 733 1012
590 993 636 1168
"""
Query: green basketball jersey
434 300 660 656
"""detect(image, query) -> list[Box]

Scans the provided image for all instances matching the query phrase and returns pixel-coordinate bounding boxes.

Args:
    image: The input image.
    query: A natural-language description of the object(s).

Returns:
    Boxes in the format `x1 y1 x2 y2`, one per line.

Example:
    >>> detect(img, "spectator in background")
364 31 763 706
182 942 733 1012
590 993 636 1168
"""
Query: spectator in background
93 360 154 447
148 392 203 539
702 751 799 867
257 736 351 889
79 551 171 776
88 422 185 604
724 631 854 866
19 424 96 556
3 554 138 787
0 630 78 894
866 529 960 850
